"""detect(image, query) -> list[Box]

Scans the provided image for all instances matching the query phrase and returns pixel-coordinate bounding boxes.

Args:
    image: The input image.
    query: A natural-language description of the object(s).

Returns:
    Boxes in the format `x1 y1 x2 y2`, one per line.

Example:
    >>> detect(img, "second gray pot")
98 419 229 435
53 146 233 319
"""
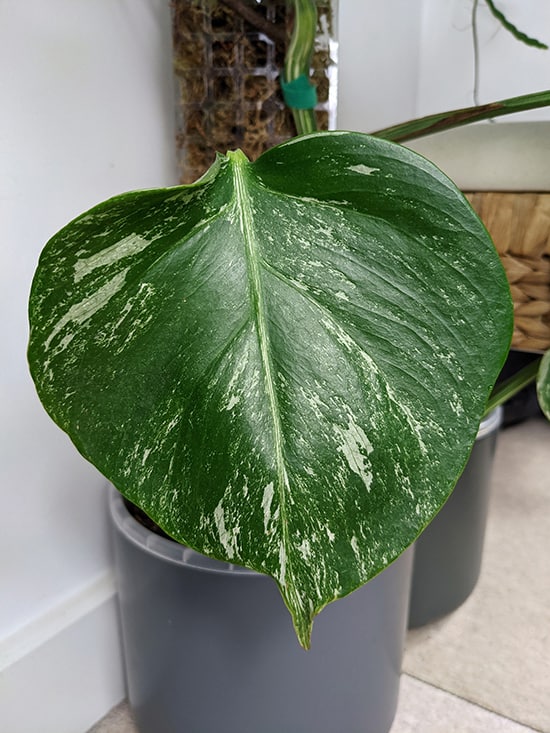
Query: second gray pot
408 408 502 628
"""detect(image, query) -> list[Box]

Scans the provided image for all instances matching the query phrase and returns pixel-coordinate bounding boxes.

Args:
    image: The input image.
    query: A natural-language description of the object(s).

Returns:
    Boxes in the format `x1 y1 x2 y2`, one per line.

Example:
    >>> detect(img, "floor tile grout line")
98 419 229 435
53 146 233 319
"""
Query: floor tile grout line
402 672 545 733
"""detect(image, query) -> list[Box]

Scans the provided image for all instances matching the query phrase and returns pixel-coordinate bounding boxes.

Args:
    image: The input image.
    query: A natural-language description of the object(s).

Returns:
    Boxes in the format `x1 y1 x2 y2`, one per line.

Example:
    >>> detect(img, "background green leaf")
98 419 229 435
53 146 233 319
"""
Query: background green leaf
537 350 550 420
484 0 548 50
373 89 550 143
28 132 513 646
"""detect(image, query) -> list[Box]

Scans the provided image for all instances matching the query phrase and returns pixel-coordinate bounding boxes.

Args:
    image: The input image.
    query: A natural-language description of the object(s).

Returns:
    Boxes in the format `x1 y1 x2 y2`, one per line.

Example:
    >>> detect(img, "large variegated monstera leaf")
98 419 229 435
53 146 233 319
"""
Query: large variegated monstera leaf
28 132 513 647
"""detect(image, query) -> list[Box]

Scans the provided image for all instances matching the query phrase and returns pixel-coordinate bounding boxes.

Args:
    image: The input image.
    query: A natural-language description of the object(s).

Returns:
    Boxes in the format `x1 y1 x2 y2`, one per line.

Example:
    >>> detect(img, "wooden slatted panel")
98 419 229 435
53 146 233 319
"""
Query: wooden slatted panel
466 192 550 352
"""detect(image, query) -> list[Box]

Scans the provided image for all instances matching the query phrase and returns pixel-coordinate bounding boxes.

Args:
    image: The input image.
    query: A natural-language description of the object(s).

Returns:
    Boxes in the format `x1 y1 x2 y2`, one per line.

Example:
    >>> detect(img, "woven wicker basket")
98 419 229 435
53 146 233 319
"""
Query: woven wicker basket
465 192 550 353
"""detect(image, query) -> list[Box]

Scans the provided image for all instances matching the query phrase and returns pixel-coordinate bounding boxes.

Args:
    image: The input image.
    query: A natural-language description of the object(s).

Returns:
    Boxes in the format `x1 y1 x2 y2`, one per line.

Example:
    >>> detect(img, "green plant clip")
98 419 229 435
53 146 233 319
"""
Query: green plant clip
280 73 318 110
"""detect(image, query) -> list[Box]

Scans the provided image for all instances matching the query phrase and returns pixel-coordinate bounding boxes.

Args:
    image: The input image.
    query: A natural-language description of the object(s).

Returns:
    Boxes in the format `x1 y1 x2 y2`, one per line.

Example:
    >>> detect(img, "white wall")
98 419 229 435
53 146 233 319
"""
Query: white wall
0 1 177 731
338 0 550 133
338 0 550 190
417 0 550 119
414 0 550 188
337 1 423 132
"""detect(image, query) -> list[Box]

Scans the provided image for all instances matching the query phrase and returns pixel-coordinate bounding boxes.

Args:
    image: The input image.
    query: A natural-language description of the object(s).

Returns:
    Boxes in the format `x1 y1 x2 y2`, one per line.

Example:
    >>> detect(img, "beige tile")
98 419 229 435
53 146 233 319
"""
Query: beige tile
392 675 538 732
403 419 550 732
87 702 137 733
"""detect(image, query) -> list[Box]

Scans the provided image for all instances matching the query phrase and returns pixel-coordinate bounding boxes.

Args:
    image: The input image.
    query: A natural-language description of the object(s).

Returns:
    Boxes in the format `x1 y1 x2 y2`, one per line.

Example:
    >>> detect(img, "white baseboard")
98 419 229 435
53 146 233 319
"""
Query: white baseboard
0 571 126 733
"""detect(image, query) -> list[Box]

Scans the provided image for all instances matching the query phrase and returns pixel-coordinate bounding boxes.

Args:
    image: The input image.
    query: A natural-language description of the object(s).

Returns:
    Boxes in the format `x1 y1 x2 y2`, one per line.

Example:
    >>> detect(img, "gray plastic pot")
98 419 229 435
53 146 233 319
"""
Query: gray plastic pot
109 487 413 733
408 408 502 628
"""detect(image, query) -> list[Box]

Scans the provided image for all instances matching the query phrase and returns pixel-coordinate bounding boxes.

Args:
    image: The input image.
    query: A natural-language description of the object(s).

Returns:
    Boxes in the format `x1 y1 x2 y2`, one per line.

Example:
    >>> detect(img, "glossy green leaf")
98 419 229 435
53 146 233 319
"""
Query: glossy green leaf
28 132 513 647
537 350 550 420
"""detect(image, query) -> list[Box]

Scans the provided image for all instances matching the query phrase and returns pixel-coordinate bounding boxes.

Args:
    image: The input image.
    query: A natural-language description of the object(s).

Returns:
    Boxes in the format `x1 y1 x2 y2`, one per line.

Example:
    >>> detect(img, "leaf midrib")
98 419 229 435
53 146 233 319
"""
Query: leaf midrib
231 155 290 585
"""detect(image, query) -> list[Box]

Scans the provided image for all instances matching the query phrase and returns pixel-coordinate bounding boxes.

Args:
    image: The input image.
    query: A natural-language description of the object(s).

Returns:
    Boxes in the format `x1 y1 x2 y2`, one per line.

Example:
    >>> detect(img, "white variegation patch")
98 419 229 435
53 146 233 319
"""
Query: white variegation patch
349 535 371 576
334 413 374 492
347 164 380 176
220 353 250 412
278 541 287 586
91 282 156 350
73 234 152 282
261 481 275 533
449 391 465 416
297 538 311 560
44 268 130 352
394 462 414 500
214 498 239 559
385 389 429 457
321 316 356 352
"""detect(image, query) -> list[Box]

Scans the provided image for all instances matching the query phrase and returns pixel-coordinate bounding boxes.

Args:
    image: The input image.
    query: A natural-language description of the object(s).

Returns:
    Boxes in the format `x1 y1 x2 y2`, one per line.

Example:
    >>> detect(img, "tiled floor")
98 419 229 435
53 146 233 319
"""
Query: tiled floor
89 417 550 733
402 418 550 732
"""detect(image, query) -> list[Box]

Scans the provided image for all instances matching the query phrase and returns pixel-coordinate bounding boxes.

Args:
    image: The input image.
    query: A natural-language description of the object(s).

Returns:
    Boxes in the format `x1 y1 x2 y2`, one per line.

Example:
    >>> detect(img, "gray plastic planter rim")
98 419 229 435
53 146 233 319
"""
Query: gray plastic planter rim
109 486 258 576
477 406 503 439
109 407 502 577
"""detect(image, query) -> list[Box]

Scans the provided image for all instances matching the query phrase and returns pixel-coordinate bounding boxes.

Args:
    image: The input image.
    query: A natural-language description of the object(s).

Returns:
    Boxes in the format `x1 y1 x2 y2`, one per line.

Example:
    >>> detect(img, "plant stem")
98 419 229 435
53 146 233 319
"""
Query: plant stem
472 0 481 107
484 357 542 416
372 89 550 143
284 0 318 135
